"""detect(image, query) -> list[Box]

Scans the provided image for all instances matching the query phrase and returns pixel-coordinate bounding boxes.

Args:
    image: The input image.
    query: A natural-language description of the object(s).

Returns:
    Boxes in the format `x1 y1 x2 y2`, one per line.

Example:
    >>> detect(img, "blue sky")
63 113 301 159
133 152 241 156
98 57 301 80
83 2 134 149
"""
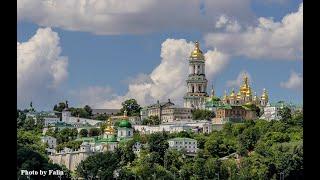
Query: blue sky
17 0 303 110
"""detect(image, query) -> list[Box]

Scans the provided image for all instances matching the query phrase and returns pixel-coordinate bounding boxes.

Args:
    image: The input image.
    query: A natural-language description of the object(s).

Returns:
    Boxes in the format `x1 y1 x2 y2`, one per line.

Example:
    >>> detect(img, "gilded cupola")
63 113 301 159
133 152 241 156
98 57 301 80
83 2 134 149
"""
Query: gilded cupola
190 41 204 59
104 118 115 135
240 73 250 95
261 88 268 100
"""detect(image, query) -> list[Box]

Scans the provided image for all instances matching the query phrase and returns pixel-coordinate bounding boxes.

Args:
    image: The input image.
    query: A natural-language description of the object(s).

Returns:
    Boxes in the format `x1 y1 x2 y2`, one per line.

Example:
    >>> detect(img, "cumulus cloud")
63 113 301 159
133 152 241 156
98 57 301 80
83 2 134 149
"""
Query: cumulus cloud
205 3 303 60
280 71 303 91
215 15 241 33
17 0 254 35
17 27 68 109
75 39 229 108
226 70 252 88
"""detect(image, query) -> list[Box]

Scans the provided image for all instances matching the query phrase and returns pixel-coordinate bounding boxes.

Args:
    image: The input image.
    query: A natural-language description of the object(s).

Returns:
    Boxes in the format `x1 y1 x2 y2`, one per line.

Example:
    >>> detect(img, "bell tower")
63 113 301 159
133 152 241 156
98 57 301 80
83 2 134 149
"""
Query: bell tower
183 41 208 109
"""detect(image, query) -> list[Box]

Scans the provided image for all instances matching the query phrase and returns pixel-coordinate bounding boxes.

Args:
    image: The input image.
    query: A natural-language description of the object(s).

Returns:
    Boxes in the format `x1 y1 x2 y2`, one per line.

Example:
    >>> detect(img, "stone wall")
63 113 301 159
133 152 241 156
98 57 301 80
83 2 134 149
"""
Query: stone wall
49 151 92 171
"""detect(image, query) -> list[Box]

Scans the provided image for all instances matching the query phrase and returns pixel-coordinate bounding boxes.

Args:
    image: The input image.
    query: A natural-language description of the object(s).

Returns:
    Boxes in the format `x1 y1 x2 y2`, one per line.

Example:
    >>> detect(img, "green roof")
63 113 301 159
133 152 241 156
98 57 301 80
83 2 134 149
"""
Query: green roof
118 120 132 128
217 104 232 110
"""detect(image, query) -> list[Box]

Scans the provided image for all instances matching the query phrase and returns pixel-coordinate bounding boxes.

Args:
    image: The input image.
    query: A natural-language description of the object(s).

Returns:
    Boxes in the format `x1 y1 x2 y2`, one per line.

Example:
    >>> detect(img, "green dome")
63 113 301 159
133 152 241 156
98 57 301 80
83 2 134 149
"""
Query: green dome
118 119 132 128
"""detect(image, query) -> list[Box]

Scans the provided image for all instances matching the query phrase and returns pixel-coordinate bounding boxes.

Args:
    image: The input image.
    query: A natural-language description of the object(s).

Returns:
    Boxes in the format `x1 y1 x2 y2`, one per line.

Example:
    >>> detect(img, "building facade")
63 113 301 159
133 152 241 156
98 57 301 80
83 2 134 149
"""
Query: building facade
168 138 197 154
41 136 57 149
133 120 212 134
141 100 192 123
183 41 208 109
214 105 258 122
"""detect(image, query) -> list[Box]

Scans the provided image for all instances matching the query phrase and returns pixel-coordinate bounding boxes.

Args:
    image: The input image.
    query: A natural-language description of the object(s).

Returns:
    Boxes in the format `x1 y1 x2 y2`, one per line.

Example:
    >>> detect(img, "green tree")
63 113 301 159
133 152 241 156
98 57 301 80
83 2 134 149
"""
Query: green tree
88 128 101 137
279 106 292 123
147 132 169 164
205 132 236 158
192 109 214 120
115 139 136 166
53 102 66 112
84 105 93 117
79 129 88 138
96 114 110 121
76 152 119 179
164 149 184 173
238 126 260 153
204 157 221 179
120 99 142 116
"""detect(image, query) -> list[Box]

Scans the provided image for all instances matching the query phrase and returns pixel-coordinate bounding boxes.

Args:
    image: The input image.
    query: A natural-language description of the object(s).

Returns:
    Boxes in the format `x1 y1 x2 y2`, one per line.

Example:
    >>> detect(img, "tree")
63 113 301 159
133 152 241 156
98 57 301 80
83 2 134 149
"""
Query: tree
96 114 110 121
142 115 161 125
204 157 221 179
164 149 184 172
79 129 88 138
120 99 142 116
84 105 93 117
53 102 67 112
205 133 236 158
56 140 83 151
279 106 292 123
88 128 101 137
115 139 136 166
147 132 169 164
191 109 214 120
238 127 260 153
76 152 119 179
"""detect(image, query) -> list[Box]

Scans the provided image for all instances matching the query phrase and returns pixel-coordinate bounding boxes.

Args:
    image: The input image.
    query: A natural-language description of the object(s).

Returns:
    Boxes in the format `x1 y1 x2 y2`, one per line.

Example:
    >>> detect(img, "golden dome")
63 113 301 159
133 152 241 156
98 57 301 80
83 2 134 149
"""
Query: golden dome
222 90 228 101
240 73 250 95
229 89 236 99
246 86 252 97
236 91 242 100
104 118 115 134
261 88 268 100
190 41 204 59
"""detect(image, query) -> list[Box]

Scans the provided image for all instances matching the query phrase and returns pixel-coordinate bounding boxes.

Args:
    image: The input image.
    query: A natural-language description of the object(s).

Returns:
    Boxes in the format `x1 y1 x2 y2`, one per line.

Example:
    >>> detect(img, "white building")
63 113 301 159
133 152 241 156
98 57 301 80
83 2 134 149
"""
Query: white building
260 103 282 121
41 136 57 149
61 108 103 126
44 117 60 127
140 100 192 123
168 138 197 154
133 120 212 134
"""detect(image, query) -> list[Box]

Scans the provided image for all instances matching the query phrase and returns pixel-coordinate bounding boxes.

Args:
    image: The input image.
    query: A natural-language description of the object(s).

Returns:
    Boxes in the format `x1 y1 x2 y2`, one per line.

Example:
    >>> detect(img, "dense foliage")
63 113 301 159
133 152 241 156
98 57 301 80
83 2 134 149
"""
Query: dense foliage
17 110 71 179
192 109 215 120
77 110 303 179
120 99 142 116
142 115 161 125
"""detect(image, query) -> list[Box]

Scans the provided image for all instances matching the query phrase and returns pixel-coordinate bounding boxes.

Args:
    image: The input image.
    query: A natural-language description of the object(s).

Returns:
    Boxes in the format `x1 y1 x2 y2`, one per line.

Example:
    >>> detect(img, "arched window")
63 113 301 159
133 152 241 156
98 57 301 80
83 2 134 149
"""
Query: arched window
192 85 194 93
198 85 201 92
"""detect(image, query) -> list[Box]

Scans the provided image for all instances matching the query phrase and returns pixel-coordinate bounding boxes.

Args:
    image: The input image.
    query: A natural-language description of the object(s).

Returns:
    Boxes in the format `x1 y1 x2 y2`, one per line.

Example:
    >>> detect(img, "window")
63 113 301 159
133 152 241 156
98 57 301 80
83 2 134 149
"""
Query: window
189 142 191 144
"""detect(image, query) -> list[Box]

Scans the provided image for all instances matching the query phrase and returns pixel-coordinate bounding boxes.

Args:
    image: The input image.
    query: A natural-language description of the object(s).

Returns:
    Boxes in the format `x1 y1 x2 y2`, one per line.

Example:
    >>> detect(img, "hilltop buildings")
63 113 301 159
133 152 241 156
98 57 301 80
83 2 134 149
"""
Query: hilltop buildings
49 111 134 171
168 138 198 154
140 99 192 123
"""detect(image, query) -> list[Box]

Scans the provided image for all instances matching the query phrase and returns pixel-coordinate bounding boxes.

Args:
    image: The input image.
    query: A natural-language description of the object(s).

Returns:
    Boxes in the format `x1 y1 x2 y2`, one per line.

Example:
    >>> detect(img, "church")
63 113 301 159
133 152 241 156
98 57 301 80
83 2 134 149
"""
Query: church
184 41 269 110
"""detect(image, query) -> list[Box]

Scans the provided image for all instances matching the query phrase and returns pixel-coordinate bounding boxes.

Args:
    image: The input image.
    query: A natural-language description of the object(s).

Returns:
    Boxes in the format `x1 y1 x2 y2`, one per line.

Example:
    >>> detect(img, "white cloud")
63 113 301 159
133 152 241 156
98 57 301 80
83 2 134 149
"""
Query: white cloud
205 3 303 60
280 71 303 91
226 70 252 88
17 0 254 35
17 27 68 109
75 39 229 108
215 15 241 33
